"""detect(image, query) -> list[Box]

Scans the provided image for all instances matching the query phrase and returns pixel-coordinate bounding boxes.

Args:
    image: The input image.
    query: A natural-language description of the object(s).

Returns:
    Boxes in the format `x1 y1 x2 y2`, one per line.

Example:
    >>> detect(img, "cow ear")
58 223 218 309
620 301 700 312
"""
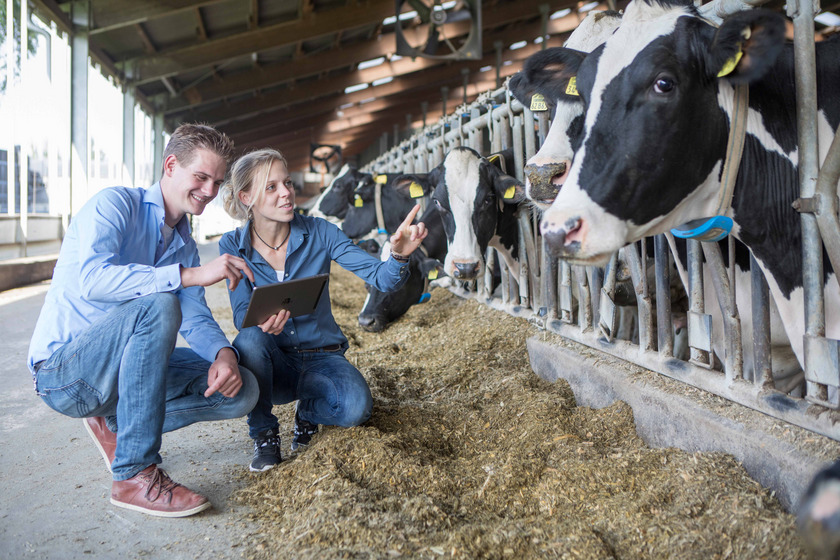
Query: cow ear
418 257 447 279
494 173 526 205
708 9 786 84
522 47 587 103
392 174 433 199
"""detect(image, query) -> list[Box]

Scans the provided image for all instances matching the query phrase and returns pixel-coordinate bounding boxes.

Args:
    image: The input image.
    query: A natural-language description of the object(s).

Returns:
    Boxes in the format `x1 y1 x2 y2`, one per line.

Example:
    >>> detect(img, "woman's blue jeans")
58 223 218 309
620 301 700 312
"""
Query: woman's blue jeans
34 293 259 481
233 327 372 440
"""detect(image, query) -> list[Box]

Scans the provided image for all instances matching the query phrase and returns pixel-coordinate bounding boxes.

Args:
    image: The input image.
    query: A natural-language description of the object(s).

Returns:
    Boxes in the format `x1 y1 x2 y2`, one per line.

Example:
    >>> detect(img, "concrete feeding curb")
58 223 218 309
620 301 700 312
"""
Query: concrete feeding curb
527 335 837 513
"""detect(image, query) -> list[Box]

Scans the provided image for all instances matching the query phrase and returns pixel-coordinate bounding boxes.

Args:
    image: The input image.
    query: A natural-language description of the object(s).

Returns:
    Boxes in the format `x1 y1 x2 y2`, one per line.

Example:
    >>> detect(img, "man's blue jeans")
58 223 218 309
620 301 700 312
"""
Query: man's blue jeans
34 293 259 481
233 327 372 440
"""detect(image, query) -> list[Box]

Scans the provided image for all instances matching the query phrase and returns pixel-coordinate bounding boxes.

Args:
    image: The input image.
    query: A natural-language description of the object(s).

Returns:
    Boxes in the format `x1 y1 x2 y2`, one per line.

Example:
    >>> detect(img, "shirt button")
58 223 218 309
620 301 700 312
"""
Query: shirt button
290 330 295 335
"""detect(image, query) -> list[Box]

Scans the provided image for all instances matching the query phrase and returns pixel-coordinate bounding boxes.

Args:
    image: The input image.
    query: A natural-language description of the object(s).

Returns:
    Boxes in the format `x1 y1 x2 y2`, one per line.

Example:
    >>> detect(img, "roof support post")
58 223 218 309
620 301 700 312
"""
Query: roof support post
70 0 90 220
122 85 136 187
153 111 165 183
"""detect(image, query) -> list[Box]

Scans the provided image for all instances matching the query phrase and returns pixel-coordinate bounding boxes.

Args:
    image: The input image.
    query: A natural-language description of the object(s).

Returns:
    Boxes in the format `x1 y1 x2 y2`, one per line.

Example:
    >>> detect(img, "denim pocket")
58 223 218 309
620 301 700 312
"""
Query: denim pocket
40 378 103 418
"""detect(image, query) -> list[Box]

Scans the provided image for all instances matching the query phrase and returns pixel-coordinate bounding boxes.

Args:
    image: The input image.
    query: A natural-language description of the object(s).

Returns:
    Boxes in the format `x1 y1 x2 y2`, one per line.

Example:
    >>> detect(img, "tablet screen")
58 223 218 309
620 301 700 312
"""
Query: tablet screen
241 273 329 329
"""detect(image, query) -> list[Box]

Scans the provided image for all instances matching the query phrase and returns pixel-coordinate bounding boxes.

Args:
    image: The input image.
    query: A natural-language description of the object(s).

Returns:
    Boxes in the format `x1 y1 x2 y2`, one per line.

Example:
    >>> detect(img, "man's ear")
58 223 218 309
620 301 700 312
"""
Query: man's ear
707 9 786 84
163 154 178 178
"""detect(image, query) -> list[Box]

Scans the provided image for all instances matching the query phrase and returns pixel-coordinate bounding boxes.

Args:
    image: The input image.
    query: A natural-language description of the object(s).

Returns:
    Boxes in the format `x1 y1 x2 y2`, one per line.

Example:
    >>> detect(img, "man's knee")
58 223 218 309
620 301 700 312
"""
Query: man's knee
139 293 182 332
226 366 260 418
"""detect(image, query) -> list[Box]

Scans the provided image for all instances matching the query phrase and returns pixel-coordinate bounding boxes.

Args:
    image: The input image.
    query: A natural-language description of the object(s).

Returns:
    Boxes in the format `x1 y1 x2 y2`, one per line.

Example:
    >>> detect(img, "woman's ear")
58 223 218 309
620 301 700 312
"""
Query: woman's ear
238 189 252 206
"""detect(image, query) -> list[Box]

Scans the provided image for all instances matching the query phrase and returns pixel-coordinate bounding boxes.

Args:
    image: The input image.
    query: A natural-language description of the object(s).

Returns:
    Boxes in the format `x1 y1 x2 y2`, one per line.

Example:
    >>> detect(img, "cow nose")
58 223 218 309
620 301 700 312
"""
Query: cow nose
453 261 480 280
358 314 386 332
541 216 583 258
525 161 567 203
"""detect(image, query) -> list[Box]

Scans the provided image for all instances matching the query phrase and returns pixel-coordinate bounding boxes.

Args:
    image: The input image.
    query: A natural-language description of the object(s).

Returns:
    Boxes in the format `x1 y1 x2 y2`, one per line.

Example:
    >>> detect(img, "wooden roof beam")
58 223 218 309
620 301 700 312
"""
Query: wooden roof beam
88 0 230 35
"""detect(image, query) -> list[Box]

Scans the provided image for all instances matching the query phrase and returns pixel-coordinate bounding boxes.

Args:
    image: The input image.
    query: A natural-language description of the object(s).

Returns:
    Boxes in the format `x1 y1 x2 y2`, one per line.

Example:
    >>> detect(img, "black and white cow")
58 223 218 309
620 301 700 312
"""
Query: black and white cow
798 458 840 560
537 0 840 369
415 147 526 281
341 173 424 240
309 163 370 221
357 203 447 332
509 10 623 209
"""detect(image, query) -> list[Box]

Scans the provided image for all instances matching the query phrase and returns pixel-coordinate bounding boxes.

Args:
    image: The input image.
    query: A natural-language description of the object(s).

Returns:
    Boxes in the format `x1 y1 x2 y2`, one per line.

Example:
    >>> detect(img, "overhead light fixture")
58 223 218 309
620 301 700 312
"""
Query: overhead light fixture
344 83 370 94
358 57 386 70
815 11 840 26
372 76 393 86
339 102 355 110
550 8 572 19
383 10 418 25
480 65 492 72
534 36 544 44
359 97 377 105
509 40 528 50
503 60 513 66
579 2 600 13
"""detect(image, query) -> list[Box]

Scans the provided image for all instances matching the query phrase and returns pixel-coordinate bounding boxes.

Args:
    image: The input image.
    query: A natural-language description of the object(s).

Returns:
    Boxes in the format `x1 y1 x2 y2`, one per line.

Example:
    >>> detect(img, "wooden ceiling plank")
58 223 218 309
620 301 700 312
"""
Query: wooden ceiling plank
89 0 230 35
163 9 578 116
136 23 158 54
123 0 396 84
195 7 208 41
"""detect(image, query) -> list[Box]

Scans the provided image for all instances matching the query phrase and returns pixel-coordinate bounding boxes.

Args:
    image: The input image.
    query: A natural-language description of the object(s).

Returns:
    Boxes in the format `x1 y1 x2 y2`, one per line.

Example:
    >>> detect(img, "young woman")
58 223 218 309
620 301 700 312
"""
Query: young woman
220 149 426 472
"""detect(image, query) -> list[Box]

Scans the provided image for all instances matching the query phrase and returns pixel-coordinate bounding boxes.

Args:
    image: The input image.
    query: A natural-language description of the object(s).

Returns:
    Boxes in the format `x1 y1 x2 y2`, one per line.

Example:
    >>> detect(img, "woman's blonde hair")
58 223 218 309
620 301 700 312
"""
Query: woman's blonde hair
222 148 289 221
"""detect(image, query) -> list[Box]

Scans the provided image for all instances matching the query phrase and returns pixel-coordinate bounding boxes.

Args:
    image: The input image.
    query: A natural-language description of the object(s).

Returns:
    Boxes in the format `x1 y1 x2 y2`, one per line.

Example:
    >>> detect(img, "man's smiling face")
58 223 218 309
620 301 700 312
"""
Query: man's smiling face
162 148 227 226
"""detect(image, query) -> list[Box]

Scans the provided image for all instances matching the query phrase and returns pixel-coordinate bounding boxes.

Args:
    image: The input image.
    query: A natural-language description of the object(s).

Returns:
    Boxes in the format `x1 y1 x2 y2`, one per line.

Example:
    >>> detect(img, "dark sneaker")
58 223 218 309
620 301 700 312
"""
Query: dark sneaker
84 417 116 473
250 428 282 472
111 465 211 518
291 407 318 452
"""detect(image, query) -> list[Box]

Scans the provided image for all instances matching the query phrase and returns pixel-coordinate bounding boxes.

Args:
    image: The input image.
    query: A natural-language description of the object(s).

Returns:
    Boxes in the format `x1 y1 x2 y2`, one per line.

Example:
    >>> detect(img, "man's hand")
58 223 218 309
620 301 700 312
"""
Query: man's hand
259 310 291 335
181 254 255 291
205 347 242 398
389 204 428 257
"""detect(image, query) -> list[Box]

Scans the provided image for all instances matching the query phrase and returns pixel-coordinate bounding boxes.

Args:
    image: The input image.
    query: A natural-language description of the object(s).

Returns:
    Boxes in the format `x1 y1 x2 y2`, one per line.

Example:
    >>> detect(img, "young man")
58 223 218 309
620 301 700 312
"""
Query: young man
27 124 259 518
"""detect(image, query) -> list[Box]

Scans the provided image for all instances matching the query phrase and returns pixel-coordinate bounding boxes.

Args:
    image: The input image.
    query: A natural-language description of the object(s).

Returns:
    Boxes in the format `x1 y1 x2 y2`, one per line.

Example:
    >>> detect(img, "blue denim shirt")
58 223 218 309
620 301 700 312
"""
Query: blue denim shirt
220 214 409 350
28 183 235 371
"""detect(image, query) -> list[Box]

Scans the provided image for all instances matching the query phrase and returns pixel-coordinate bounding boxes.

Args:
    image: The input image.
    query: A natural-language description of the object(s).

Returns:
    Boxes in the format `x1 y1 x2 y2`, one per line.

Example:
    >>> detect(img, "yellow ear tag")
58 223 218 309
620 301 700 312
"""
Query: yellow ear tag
374 174 387 184
427 269 439 280
565 77 579 96
717 48 743 78
487 154 500 164
354 194 364 207
530 93 548 112
503 185 516 200
409 182 424 198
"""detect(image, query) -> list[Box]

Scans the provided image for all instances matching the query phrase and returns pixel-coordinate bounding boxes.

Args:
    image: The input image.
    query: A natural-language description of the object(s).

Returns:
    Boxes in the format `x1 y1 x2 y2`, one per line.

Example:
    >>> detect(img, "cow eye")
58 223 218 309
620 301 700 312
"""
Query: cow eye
653 77 675 94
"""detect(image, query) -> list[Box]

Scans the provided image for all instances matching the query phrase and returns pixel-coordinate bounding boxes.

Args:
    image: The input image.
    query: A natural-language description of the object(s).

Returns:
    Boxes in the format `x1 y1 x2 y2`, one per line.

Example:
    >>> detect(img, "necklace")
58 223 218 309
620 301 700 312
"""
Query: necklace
252 225 290 251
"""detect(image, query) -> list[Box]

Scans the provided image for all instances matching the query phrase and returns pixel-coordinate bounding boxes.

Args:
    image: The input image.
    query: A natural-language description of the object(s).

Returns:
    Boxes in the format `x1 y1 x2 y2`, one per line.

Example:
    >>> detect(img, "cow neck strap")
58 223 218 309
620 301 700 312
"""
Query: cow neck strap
670 82 748 242
375 182 387 234
716 83 749 215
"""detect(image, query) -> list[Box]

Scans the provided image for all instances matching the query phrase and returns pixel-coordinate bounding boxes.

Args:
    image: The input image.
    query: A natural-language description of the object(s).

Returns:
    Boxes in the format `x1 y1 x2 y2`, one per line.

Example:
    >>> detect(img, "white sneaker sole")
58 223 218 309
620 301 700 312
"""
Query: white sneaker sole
249 462 278 473
110 497 212 518
83 418 113 473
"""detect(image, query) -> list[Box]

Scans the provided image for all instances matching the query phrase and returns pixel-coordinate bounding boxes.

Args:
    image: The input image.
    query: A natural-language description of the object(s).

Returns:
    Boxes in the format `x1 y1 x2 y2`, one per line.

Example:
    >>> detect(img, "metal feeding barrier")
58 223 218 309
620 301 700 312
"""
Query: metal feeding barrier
360 0 840 441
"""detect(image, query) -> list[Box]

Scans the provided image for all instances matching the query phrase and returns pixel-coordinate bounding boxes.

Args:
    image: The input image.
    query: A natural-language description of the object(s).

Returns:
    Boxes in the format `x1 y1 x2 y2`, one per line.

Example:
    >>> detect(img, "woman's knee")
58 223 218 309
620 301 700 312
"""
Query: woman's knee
336 377 372 427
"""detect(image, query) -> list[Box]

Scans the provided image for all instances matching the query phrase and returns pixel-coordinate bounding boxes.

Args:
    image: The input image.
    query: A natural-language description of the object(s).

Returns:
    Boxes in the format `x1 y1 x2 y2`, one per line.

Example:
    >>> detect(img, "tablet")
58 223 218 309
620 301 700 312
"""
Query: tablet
241 273 329 329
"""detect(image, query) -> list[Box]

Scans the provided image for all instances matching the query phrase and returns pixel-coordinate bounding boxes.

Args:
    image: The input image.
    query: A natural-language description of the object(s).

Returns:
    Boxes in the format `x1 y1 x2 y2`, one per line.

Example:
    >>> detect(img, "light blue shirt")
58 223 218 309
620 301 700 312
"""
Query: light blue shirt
220 214 409 350
28 183 234 371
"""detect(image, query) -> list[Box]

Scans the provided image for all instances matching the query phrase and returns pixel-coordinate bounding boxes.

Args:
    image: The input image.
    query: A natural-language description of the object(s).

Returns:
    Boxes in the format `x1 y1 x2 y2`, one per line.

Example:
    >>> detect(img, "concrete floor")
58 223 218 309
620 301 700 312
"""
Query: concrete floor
0 242 262 560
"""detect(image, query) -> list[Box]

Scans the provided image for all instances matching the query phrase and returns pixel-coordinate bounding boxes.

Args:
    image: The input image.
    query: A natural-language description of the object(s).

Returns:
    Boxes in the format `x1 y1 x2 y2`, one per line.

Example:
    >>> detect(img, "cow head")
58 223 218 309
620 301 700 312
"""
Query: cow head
310 164 368 220
511 10 622 210
358 243 446 332
341 173 421 239
430 147 525 280
539 0 785 266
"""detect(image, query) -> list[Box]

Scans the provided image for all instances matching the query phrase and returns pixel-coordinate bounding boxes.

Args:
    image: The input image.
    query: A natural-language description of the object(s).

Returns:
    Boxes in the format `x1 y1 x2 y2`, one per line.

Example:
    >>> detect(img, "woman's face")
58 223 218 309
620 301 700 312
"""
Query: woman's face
243 159 296 224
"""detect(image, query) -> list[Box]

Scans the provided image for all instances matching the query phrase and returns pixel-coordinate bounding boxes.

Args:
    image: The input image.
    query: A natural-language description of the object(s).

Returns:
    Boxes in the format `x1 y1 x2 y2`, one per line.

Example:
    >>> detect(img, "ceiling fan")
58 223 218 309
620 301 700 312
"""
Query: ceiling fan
394 0 482 61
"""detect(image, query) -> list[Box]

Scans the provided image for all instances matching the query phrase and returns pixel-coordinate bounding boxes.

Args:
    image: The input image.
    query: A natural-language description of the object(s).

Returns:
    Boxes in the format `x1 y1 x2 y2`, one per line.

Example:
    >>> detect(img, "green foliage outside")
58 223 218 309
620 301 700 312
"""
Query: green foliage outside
0 0 41 93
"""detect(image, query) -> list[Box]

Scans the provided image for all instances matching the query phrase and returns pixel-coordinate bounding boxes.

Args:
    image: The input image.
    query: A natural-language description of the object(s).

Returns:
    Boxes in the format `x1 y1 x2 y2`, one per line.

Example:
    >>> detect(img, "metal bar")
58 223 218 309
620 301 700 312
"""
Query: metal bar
702 242 744 381
750 254 773 387
655 234 674 357
625 241 655 353
688 240 711 367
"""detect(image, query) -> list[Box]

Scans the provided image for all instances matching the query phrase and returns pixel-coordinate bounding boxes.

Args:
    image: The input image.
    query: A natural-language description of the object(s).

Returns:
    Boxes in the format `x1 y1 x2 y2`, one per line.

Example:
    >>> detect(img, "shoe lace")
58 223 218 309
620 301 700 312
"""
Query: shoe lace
139 467 181 503
294 417 318 437
254 433 280 455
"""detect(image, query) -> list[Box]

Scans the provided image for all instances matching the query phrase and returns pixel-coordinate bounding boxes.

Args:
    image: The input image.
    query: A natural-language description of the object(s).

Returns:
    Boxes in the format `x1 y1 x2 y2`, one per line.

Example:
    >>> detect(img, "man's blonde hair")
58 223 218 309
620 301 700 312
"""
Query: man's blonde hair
162 123 235 173
222 148 289 221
